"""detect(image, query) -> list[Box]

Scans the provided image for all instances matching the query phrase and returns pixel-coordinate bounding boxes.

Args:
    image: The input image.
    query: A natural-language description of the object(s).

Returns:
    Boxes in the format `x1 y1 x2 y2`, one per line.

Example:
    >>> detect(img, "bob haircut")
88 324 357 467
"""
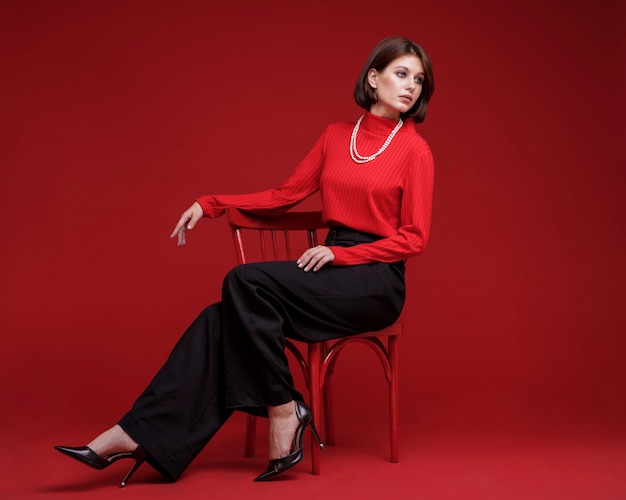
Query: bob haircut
354 36 435 123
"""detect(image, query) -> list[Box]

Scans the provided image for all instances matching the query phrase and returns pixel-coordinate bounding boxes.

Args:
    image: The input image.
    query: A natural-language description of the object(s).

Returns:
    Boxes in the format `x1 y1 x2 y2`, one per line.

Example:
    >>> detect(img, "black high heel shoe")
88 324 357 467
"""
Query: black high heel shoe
254 400 324 481
54 444 147 488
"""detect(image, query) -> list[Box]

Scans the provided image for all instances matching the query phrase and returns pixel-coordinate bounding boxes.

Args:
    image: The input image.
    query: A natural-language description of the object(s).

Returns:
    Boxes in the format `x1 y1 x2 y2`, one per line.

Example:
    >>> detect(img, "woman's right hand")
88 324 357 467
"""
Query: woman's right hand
170 201 203 246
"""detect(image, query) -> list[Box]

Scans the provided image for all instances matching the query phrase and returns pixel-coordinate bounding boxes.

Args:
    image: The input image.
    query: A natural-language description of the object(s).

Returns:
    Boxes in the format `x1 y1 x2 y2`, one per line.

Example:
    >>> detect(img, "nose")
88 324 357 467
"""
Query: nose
405 81 415 92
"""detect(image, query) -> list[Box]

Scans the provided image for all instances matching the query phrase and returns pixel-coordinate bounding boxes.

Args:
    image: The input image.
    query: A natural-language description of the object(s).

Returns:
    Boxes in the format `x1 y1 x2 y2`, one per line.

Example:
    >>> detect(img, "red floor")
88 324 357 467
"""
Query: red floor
3 412 625 499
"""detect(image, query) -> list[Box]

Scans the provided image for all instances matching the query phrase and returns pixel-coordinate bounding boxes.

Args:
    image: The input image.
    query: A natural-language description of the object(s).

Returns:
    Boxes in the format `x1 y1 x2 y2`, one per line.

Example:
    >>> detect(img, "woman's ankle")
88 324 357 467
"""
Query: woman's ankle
87 425 138 456
267 401 299 459
268 400 295 418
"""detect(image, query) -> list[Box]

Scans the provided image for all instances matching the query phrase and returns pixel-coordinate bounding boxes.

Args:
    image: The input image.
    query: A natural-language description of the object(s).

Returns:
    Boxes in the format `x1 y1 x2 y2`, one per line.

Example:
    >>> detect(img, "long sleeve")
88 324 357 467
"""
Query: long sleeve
195 128 328 218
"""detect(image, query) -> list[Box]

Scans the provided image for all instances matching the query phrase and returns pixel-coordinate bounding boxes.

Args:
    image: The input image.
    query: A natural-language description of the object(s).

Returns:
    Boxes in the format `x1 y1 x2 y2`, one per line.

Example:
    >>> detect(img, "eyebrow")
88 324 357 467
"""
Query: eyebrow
394 65 425 76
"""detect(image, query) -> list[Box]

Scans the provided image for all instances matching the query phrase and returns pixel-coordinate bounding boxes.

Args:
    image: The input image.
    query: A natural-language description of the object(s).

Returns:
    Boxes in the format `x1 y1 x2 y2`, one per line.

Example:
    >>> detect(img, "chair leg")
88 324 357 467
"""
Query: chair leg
323 376 336 446
321 341 336 446
388 336 399 463
308 342 322 475
244 414 257 458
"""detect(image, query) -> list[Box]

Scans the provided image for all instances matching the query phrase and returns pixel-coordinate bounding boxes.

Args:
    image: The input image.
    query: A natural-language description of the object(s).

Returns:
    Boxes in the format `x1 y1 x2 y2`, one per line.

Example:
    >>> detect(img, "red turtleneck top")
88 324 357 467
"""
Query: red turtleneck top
196 112 434 266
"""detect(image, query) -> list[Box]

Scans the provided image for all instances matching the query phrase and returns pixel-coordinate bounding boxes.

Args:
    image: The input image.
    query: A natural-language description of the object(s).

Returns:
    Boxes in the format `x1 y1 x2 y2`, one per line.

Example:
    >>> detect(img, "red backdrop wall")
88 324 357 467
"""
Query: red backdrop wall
1 0 624 440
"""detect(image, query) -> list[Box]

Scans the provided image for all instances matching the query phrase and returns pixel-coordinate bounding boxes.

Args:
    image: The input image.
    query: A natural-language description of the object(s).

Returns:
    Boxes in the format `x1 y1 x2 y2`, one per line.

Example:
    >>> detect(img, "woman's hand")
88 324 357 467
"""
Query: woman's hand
297 245 335 272
170 201 203 246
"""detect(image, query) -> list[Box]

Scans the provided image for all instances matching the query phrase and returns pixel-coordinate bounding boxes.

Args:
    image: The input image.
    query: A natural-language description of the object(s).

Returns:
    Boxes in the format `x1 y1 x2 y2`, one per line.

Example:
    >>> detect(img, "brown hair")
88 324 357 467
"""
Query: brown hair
354 36 435 123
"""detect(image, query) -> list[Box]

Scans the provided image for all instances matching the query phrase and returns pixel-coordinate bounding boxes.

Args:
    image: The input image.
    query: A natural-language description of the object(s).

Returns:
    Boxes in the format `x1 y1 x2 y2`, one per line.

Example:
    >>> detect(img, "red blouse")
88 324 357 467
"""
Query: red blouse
196 112 434 266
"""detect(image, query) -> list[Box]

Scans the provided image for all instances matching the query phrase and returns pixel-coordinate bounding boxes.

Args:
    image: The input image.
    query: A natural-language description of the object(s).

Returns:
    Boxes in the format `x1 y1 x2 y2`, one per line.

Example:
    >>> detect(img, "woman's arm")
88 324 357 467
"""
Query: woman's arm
171 127 329 246
196 128 328 218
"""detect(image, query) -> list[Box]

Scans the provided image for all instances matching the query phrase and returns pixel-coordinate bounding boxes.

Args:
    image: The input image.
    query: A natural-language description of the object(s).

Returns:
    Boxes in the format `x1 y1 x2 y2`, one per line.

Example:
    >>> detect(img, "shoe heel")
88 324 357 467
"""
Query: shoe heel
119 457 145 488
309 420 325 449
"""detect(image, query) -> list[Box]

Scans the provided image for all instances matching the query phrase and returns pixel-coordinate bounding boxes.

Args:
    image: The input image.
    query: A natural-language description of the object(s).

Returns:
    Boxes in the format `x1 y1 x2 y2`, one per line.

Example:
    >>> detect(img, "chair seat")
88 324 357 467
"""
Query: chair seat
349 323 402 337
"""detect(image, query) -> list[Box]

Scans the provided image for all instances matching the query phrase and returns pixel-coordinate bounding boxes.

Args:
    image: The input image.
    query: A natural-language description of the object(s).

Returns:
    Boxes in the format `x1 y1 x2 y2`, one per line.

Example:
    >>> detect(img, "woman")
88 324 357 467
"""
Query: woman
55 35 435 486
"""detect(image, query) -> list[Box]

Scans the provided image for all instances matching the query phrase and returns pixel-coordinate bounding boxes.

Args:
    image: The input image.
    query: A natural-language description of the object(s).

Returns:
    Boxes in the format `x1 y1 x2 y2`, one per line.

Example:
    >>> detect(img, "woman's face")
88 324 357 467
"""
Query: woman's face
367 54 424 120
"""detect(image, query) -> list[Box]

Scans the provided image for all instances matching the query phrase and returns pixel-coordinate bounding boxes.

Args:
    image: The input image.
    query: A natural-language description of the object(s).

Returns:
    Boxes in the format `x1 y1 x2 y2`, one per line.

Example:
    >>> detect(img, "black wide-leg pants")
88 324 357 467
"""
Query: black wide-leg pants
118 228 406 481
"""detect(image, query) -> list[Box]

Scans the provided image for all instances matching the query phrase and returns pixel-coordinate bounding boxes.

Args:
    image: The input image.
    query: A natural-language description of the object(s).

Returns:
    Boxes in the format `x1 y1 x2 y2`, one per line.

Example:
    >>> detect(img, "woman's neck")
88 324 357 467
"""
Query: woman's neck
369 104 401 121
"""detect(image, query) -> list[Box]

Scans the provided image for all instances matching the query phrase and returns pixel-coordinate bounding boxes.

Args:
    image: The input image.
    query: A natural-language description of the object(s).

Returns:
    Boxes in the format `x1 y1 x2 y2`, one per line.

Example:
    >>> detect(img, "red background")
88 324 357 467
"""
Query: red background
1 0 624 497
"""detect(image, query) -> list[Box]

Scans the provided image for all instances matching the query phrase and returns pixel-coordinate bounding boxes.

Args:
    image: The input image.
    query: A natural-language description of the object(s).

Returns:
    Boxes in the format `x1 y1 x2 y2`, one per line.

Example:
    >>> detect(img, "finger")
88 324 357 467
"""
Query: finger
296 251 310 268
170 222 182 239
310 248 335 272
178 228 186 246
186 203 203 230
302 249 326 272
312 255 331 272
297 247 318 269
312 251 333 271
186 212 201 230
170 217 188 239
297 246 322 265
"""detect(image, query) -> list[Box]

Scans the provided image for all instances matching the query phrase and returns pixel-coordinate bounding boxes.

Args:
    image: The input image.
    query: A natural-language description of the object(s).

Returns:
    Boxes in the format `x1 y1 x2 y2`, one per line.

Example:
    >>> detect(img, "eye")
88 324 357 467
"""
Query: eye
396 71 407 78
415 77 423 85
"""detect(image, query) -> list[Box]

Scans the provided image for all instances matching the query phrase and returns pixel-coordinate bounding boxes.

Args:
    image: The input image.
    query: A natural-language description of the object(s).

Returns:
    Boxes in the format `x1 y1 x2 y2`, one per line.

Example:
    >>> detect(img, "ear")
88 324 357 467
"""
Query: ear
367 68 378 89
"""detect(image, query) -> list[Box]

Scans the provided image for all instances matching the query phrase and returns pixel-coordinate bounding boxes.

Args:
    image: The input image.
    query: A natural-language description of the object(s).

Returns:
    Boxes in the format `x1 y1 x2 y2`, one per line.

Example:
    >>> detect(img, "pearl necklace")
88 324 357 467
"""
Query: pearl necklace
349 114 403 163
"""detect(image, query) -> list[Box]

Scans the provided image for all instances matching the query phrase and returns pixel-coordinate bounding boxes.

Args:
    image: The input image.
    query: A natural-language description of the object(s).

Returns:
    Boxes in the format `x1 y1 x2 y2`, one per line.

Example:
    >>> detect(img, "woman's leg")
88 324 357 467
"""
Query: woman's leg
220 260 405 458
71 260 403 480
117 303 233 481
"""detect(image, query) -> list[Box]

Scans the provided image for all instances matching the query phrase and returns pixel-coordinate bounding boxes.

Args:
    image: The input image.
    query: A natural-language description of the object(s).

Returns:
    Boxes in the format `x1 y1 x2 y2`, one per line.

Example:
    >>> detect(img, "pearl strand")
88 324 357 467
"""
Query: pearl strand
349 114 403 164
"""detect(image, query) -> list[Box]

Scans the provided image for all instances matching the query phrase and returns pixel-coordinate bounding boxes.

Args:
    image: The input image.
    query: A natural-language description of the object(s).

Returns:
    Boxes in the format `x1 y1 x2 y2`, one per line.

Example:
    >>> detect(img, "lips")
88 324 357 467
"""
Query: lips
400 95 413 104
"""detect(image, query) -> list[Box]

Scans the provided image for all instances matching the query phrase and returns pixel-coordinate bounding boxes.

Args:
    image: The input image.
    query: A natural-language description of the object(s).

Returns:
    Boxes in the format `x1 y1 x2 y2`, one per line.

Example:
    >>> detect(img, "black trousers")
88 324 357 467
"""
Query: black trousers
118 227 406 480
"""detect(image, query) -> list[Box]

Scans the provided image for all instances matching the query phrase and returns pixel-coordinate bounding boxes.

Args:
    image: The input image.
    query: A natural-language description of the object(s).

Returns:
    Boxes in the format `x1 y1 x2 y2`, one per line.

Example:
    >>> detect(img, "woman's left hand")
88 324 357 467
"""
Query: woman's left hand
297 246 335 272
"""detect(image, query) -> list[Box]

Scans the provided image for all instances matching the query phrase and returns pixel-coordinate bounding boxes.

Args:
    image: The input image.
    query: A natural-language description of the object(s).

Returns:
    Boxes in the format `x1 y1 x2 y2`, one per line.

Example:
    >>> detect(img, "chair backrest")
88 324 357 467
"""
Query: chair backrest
226 208 326 265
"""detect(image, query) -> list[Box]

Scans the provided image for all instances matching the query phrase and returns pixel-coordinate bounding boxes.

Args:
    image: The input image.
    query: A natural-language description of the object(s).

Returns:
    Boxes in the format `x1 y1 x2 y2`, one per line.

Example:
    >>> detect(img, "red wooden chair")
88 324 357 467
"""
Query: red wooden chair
226 208 401 474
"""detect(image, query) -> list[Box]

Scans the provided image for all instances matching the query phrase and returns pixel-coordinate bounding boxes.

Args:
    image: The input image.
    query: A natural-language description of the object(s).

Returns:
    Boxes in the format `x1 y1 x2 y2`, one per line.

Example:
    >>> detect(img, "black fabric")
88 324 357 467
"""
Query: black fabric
119 226 406 481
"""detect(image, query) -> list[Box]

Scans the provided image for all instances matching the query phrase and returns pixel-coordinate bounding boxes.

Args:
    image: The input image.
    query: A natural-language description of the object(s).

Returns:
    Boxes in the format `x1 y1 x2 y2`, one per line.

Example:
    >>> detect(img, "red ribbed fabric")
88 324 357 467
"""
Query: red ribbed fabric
197 112 434 265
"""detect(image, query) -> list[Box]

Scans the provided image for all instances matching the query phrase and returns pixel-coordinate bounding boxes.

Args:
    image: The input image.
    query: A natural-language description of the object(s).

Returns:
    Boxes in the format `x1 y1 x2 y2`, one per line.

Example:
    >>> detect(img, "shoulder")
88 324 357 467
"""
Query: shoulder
324 120 355 136
401 123 433 158
312 120 356 150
